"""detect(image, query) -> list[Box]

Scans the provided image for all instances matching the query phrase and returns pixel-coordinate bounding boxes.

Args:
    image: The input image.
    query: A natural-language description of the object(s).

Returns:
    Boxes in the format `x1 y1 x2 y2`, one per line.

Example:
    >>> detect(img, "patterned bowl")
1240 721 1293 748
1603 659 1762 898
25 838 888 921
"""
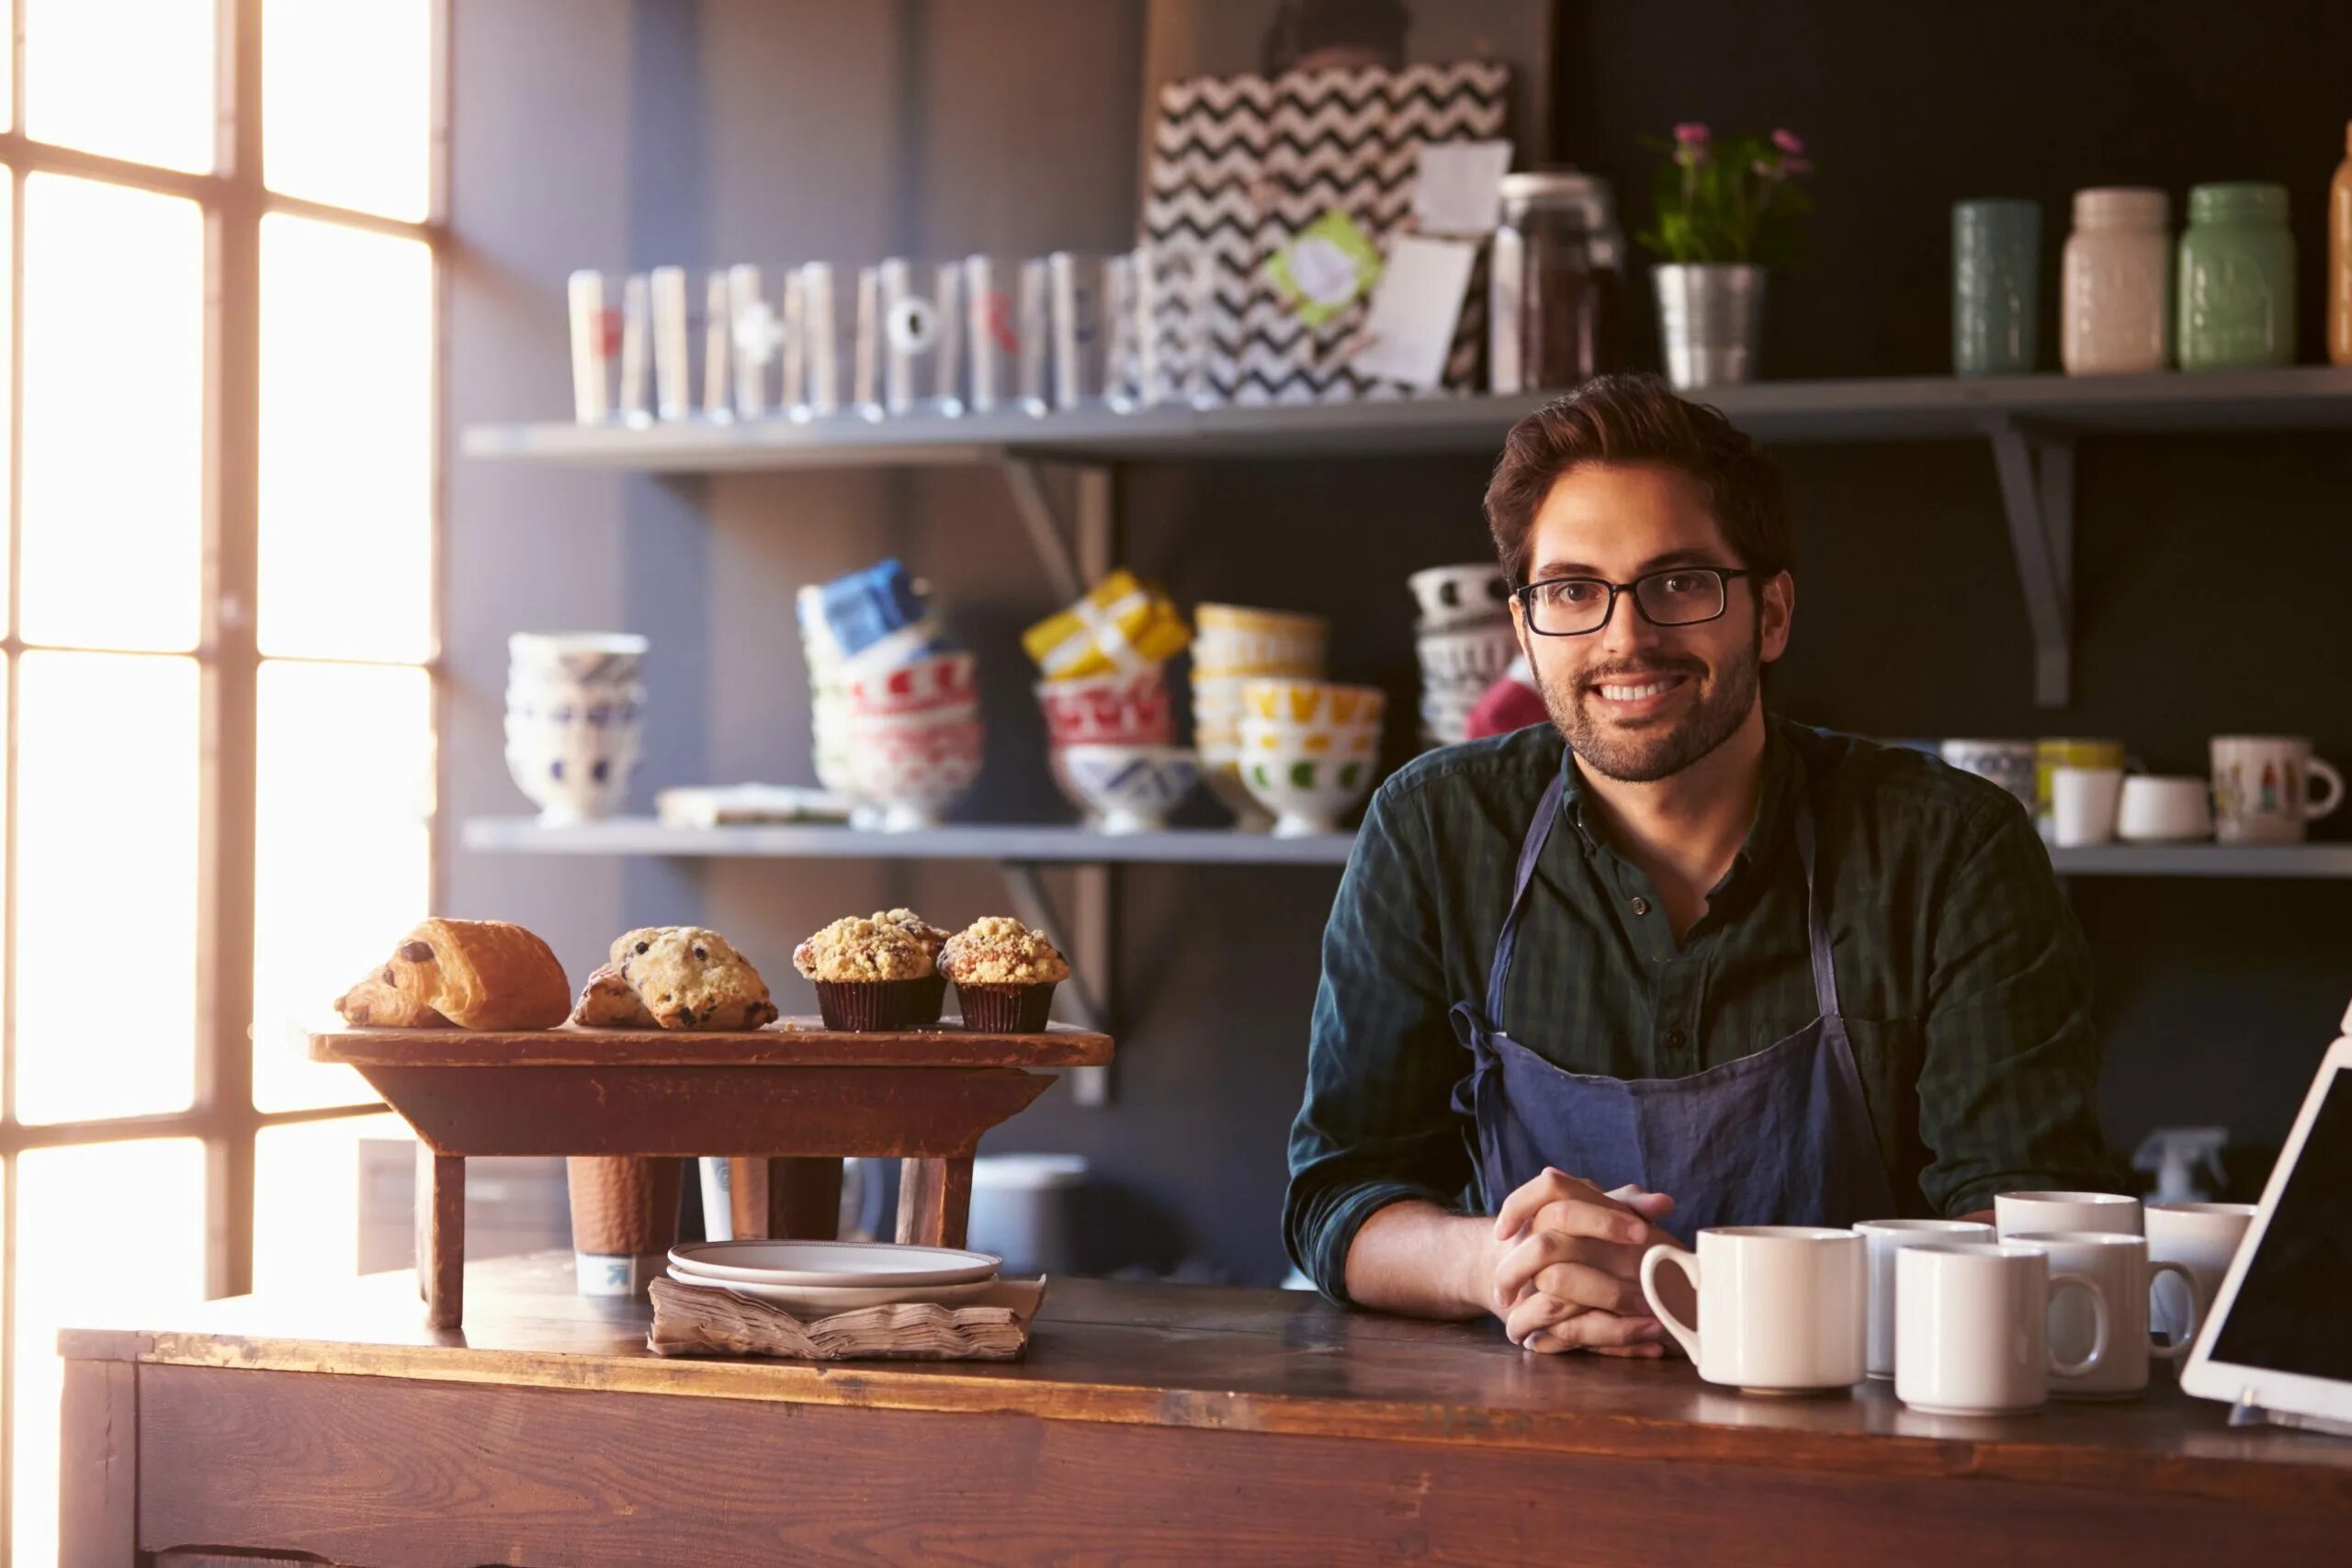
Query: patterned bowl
845 650 978 719
847 705 984 832
508 632 649 686
1199 743 1275 831
1036 670 1174 747
1415 622 1520 690
1238 714 1379 761
1408 563 1513 631
1060 744 1201 835
1241 680 1386 728
1238 748 1376 839
504 733 642 826
1193 604 1329 678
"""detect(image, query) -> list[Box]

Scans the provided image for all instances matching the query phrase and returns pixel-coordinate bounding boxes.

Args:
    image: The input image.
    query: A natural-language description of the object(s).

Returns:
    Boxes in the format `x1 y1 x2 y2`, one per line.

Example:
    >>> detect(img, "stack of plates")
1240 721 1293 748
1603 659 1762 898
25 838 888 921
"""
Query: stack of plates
666 1239 1001 1311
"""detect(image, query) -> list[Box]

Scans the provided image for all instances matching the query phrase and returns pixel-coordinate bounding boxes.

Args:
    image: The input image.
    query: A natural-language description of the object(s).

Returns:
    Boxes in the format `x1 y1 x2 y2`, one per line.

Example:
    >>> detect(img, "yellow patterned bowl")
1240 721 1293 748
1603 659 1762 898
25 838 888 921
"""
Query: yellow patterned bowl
1241 680 1386 728
1238 715 1380 761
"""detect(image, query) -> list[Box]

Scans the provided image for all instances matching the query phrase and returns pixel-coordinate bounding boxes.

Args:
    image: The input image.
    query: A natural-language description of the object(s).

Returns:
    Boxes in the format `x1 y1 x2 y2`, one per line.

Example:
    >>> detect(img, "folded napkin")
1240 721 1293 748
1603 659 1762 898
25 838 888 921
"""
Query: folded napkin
647 1275 1046 1362
1023 570 1191 681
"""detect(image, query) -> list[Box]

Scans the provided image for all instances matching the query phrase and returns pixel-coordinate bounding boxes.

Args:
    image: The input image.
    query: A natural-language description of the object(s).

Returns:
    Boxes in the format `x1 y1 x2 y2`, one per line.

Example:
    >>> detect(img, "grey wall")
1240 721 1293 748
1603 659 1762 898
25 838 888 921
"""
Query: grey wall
447 0 2352 1287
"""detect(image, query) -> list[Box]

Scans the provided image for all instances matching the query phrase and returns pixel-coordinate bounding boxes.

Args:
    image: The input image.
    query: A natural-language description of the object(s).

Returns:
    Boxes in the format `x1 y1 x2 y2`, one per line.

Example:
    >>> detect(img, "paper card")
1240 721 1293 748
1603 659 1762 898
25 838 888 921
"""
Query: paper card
1264 208 1385 327
1350 235 1479 389
1414 140 1515 236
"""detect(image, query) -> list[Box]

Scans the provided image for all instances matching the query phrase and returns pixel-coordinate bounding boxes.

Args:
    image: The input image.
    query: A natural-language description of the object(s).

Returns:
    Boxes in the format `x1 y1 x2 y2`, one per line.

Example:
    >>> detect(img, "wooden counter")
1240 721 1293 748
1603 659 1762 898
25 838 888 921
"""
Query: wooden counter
61 1253 2351 1565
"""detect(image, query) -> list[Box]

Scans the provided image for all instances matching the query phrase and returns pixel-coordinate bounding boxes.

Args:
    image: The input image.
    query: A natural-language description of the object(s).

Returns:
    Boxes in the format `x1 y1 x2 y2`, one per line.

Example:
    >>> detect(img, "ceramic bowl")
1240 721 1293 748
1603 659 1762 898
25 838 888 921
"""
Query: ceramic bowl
848 707 983 832
845 649 978 719
1036 670 1174 747
1415 622 1520 689
508 631 649 686
1046 745 1101 827
1060 744 1201 835
1193 604 1329 677
1199 745 1275 831
504 682 646 730
1241 679 1386 728
1238 748 1376 838
1238 714 1379 761
504 735 641 825
1408 563 1513 631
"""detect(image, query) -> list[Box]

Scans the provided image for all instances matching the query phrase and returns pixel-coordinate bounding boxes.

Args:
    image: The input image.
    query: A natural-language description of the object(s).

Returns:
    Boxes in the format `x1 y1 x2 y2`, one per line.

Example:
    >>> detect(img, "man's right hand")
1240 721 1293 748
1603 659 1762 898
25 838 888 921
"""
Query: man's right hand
1480 1168 1680 1357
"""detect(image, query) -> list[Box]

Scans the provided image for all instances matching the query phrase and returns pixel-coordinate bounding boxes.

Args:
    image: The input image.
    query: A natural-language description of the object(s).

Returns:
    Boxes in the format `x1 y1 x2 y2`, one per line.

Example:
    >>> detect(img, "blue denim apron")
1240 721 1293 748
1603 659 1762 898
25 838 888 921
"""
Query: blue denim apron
1450 765 1899 1235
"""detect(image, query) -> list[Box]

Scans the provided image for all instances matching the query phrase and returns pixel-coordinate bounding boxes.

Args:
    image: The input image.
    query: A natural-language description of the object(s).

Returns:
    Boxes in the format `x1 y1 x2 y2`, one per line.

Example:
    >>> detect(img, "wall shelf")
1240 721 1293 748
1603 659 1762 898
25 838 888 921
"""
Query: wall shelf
463 817 2352 879
462 367 2352 470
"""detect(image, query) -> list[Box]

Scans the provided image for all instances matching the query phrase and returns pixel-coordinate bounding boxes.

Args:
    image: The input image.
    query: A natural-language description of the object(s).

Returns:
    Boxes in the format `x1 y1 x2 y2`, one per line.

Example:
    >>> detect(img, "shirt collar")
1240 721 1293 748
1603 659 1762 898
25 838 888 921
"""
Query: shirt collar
1555 716 1801 897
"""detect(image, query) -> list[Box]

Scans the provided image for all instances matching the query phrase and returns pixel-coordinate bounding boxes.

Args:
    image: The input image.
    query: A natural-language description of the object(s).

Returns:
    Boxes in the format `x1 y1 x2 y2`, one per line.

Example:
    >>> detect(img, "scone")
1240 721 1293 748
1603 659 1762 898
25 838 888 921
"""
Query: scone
623 926 779 1031
572 963 656 1028
792 917 928 1032
937 916 1068 1033
335 918 570 1030
872 908 951 1027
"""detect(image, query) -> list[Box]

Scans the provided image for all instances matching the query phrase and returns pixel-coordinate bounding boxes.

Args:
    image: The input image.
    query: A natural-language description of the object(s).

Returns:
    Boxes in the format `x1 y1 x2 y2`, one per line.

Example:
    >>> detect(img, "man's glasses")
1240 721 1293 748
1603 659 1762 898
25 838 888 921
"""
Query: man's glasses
1514 567 1757 637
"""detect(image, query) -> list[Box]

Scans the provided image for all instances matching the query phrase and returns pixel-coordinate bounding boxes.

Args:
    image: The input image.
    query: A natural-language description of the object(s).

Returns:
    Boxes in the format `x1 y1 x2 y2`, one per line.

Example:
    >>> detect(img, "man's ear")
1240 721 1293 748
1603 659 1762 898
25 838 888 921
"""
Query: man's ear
1508 588 1537 664
1758 570 1794 663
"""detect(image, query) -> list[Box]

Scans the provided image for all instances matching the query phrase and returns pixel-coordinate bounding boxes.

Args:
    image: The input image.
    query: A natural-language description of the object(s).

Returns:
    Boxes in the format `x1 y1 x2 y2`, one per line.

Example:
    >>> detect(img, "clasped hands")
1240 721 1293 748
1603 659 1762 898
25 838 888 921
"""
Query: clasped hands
1480 1167 1689 1356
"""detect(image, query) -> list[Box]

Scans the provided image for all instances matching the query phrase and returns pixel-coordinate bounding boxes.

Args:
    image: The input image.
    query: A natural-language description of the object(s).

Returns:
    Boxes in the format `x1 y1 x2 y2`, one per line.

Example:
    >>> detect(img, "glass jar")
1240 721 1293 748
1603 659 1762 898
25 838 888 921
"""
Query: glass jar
1489 171 1623 392
2062 187 2170 374
2177 182 2296 370
1952 199 2041 376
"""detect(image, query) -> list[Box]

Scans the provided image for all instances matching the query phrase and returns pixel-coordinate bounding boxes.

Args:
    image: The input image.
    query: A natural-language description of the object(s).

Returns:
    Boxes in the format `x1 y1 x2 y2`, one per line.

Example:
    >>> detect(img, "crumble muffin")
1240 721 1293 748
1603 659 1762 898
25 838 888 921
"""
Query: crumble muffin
937 916 1069 1032
793 916 929 1031
872 908 952 1026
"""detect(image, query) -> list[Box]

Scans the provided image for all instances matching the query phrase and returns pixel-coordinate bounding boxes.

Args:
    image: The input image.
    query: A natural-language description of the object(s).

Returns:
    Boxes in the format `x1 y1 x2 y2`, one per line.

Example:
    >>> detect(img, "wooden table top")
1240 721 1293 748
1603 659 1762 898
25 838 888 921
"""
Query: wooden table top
305 1018 1114 1067
60 1253 2352 1508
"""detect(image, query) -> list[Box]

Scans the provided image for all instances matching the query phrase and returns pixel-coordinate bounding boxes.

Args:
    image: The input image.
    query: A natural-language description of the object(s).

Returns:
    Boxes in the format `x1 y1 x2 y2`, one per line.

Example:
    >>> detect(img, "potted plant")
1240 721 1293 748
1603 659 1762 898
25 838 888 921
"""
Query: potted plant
1637 125 1813 389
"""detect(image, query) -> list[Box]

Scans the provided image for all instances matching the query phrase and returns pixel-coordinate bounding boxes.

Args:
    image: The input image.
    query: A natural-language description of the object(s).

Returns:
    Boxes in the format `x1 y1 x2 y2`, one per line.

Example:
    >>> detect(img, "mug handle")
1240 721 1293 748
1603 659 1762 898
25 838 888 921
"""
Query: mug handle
1640 1245 1703 1363
2149 1260 2203 1360
2303 759 2345 823
2048 1272 2111 1380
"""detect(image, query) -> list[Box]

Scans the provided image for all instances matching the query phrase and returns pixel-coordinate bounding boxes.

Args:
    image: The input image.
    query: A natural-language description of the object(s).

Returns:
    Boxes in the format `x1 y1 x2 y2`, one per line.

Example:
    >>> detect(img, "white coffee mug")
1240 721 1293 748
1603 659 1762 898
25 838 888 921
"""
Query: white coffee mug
2117 775 2213 842
1940 739 2038 810
2008 1230 2198 1398
1855 1218 1995 1379
1996 1190 2142 1238
1895 1241 2110 1416
2145 1201 2256 1347
2211 736 2346 844
1640 1226 1867 1394
2051 765 2127 848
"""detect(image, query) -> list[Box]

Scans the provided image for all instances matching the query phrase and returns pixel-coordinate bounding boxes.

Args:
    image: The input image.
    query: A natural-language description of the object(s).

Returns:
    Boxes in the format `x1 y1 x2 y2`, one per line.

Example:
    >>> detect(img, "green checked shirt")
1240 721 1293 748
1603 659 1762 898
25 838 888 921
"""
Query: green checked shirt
1284 715 2118 1303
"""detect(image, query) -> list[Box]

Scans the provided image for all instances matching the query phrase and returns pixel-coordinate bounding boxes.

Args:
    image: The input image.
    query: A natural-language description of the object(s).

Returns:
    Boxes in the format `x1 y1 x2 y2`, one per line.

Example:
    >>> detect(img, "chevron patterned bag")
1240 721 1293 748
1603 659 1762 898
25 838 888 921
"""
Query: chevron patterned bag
1142 61 1510 405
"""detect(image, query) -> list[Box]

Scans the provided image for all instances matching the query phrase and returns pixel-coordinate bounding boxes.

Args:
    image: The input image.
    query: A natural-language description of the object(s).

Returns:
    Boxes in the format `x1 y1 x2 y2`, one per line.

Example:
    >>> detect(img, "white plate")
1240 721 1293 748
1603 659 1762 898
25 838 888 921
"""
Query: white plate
664 1268 998 1312
667 1239 1001 1287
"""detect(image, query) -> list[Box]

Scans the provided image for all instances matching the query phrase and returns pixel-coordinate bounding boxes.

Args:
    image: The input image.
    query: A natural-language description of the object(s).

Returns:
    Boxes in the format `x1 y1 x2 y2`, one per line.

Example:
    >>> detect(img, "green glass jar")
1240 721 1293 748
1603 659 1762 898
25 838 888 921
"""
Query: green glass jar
2177 182 2296 369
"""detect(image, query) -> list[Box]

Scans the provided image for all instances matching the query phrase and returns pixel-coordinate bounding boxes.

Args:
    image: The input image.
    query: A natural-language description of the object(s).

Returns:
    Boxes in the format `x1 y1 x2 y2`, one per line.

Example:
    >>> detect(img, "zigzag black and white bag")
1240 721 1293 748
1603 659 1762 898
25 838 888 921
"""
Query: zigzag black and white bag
1142 60 1510 406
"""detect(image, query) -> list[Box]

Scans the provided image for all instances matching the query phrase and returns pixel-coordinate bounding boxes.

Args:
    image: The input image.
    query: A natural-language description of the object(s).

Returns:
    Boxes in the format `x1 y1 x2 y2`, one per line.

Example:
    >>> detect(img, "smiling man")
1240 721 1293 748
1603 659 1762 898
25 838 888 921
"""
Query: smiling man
1284 375 2115 1354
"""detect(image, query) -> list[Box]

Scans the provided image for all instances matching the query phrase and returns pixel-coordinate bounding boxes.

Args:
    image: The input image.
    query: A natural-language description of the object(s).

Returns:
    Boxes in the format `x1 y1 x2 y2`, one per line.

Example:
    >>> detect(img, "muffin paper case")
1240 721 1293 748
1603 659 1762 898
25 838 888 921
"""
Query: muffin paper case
910 971 949 1027
813 977 924 1032
1022 570 1191 681
954 981 1058 1033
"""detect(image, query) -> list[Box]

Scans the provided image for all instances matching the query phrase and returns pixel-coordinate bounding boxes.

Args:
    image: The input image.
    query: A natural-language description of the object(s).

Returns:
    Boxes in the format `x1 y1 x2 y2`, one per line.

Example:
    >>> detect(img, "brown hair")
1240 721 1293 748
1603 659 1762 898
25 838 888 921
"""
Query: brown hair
1482 373 1792 587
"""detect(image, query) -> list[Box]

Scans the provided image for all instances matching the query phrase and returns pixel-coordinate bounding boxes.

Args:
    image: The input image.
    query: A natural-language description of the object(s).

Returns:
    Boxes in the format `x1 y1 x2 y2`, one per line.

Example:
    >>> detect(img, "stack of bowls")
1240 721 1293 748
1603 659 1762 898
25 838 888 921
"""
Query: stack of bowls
794 587 867 826
1409 563 1517 748
504 633 649 825
1036 670 1192 832
1193 604 1329 831
843 649 984 832
1236 680 1384 838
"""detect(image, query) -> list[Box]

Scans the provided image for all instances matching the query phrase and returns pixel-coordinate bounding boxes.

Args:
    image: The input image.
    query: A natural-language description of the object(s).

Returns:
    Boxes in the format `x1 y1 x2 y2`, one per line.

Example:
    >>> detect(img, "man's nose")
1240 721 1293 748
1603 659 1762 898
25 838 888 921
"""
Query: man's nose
1598 588 1666 658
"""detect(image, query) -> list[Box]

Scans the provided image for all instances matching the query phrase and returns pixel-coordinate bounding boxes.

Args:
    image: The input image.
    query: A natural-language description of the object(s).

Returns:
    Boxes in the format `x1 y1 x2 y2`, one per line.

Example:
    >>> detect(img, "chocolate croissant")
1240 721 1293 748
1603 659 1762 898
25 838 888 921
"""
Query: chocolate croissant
335 918 571 1030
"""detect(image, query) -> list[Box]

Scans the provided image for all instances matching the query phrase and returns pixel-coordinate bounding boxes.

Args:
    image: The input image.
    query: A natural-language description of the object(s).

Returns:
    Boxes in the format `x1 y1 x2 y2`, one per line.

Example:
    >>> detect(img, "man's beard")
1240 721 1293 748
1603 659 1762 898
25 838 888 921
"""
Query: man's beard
1536 631 1762 784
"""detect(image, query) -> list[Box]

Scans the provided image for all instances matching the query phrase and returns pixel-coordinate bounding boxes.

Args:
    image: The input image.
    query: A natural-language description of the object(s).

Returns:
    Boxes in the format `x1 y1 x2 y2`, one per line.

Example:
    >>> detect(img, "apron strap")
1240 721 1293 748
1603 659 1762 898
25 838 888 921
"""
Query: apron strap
1793 795 1842 1020
1484 767 1568 1026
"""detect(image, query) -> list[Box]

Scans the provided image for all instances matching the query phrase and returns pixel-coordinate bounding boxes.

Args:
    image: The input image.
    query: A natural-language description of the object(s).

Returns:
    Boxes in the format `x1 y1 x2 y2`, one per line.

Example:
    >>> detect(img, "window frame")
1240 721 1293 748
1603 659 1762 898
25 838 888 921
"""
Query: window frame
0 0 449 1540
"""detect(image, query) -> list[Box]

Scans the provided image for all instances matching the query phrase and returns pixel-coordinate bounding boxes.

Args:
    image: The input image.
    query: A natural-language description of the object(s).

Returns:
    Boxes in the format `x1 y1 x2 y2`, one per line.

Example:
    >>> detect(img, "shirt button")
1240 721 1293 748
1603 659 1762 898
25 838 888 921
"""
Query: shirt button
1666 1029 1688 1050
1630 897 1651 916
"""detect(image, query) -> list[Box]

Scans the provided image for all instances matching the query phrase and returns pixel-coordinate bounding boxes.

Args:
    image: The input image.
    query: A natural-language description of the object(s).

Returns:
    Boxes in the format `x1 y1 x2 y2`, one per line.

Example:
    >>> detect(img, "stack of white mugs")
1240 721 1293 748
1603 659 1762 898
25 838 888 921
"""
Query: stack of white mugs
1635 1191 2255 1413
1409 563 1518 749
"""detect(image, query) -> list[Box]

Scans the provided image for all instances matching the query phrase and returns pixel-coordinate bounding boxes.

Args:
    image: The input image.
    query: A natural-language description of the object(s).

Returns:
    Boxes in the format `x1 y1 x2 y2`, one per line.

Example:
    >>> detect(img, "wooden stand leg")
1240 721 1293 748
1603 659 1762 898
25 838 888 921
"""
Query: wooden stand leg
769 1157 843 1240
59 1359 137 1564
895 1156 974 1247
424 1154 465 1330
726 1156 771 1240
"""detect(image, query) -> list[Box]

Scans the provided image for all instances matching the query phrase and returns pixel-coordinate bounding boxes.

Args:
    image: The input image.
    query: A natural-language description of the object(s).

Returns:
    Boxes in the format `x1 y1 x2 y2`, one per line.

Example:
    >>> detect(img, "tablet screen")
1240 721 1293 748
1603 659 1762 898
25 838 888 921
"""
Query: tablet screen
2209 1064 2352 1382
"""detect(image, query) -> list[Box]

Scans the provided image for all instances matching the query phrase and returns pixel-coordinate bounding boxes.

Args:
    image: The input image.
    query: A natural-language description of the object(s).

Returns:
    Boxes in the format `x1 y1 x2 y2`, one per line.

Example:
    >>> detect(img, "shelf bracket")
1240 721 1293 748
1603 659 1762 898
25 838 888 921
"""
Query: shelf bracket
999 457 1114 604
999 861 1114 1108
1984 417 2076 709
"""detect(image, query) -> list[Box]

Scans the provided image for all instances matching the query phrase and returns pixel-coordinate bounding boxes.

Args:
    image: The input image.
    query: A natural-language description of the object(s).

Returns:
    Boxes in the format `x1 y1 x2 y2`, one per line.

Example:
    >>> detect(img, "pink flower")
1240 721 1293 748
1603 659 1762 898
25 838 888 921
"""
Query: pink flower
1781 154 1813 175
1673 122 1711 145
1771 129 1805 154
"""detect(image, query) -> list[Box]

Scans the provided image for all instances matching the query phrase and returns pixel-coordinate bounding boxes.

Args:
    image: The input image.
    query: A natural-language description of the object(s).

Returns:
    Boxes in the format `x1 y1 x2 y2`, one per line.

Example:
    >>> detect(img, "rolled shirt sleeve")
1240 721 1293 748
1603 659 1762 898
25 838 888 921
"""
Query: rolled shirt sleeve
1916 800 2120 1213
1283 777 1477 1301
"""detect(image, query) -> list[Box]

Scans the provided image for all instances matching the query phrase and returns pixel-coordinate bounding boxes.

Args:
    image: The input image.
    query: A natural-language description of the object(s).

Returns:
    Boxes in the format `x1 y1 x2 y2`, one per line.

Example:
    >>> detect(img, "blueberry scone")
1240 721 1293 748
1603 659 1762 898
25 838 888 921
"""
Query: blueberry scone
621 926 778 1030
571 963 657 1028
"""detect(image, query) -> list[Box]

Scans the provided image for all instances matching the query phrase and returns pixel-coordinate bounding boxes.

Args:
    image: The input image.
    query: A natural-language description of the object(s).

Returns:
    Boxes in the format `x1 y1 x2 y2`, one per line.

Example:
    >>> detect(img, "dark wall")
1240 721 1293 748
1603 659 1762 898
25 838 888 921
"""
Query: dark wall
449 1 2352 1289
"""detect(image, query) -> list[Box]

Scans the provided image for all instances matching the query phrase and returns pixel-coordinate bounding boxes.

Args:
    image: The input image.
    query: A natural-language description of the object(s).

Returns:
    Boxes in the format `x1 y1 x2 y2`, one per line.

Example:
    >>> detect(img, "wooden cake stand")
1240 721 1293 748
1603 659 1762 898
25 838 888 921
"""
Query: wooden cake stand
308 1018 1114 1328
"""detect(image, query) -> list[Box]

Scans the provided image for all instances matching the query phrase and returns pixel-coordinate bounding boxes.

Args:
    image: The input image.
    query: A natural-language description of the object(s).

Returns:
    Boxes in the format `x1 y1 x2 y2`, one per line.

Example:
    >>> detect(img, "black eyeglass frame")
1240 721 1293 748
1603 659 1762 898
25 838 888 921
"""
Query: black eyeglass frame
1512 567 1759 637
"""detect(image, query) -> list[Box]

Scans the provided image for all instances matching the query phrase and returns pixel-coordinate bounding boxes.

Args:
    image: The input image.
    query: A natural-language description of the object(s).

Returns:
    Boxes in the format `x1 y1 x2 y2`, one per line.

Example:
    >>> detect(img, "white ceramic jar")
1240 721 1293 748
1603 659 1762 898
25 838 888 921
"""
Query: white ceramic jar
2062 186 2171 374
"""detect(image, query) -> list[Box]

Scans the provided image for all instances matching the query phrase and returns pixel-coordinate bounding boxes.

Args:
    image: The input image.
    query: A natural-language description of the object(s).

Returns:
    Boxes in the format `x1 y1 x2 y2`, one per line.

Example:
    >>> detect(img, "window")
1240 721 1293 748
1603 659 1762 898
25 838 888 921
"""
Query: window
1 4 444 1557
